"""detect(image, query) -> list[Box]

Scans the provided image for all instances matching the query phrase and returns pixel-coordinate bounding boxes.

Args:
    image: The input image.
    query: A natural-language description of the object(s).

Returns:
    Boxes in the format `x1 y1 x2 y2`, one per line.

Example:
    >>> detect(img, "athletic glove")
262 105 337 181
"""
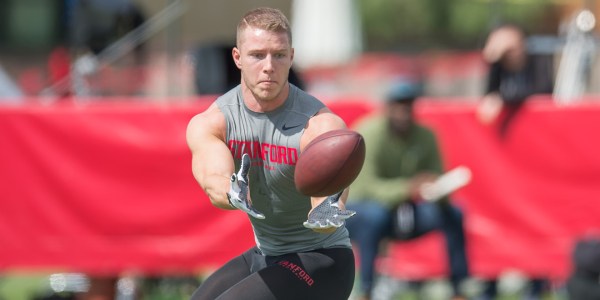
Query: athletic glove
303 191 356 229
227 153 265 219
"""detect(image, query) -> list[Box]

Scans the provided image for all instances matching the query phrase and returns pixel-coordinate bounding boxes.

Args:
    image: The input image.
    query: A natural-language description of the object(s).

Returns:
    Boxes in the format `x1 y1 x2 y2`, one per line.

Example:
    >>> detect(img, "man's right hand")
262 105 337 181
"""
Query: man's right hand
408 172 438 201
227 154 265 219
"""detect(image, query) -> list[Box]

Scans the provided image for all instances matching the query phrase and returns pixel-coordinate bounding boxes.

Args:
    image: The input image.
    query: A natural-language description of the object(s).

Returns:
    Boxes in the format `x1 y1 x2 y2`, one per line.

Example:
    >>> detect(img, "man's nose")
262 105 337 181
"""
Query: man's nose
263 55 275 73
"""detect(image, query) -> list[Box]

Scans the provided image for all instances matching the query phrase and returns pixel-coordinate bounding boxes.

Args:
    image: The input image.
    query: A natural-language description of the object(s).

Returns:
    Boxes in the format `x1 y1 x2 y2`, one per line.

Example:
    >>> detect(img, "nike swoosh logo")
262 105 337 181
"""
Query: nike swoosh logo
282 123 303 131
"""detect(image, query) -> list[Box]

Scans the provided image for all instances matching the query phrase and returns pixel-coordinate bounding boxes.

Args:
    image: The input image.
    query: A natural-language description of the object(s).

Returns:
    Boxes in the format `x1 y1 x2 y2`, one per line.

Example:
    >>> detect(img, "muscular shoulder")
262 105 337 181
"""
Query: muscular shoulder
186 102 226 149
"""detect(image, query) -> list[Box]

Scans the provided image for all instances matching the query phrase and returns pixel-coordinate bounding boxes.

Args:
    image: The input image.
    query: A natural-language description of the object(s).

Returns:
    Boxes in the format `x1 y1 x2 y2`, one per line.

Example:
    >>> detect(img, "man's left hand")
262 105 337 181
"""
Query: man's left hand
303 191 356 233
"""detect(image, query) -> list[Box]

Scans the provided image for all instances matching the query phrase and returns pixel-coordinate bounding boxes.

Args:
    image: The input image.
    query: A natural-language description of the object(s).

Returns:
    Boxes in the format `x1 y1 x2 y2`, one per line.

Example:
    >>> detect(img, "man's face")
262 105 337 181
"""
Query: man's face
386 101 414 137
233 26 294 102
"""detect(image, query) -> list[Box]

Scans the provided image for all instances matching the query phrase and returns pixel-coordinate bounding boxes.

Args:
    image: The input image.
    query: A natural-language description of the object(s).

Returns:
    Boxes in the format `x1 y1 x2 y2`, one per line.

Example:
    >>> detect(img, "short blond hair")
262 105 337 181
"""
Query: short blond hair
236 7 292 47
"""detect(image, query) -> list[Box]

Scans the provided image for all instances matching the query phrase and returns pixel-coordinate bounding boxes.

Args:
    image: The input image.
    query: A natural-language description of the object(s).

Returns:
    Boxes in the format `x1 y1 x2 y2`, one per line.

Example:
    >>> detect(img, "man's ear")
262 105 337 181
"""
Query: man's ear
232 47 242 69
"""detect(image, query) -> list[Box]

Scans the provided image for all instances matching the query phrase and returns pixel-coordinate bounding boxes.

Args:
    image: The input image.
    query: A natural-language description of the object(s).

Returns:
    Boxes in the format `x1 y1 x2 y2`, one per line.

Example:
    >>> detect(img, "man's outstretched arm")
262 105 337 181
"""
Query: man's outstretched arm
186 104 236 210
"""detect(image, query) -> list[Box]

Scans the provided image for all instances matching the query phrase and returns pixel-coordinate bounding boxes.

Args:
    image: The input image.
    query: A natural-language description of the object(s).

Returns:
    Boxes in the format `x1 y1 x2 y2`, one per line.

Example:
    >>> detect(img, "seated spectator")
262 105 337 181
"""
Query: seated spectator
345 80 469 300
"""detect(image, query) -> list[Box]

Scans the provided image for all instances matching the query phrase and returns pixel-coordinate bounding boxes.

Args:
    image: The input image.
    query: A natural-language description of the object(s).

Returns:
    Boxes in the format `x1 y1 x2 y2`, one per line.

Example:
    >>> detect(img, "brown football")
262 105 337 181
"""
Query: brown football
295 129 366 197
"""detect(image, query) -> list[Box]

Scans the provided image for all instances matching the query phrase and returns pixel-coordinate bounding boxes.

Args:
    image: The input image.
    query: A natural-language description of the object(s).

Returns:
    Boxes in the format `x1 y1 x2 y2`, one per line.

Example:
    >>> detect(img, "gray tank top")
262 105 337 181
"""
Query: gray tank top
216 84 352 256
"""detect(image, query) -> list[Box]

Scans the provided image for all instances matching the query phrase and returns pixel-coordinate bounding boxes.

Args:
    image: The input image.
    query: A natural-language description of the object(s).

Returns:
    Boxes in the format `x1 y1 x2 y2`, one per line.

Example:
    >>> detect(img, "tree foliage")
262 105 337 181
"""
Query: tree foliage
357 0 560 51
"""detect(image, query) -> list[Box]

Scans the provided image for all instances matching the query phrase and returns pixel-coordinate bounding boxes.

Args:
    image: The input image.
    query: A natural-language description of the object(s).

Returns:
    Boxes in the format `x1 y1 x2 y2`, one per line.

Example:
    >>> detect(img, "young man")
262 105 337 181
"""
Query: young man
186 7 356 300
345 80 469 300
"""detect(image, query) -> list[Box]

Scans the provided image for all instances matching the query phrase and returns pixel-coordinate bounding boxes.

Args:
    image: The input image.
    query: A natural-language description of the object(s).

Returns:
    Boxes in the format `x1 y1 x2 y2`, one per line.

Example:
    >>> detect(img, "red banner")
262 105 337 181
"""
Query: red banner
0 100 254 275
1 97 599 280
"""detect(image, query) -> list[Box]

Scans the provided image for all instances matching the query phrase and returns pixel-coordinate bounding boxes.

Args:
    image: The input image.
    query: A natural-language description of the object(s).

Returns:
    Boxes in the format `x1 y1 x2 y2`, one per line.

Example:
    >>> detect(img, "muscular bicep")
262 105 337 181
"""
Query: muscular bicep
186 107 235 209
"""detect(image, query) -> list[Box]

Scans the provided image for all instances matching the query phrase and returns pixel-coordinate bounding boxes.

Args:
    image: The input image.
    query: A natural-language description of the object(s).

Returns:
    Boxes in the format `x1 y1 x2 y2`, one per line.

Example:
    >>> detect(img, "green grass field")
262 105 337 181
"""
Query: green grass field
0 272 568 300
0 273 51 300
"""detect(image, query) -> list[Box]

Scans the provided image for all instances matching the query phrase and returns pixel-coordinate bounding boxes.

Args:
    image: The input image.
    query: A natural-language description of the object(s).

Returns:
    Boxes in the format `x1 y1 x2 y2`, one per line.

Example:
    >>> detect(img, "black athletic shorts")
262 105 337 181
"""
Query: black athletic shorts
190 246 355 300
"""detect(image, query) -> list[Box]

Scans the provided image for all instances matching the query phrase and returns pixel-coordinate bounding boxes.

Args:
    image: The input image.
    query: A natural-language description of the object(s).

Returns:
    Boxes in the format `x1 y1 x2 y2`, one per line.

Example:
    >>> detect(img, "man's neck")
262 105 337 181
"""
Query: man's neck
242 83 290 113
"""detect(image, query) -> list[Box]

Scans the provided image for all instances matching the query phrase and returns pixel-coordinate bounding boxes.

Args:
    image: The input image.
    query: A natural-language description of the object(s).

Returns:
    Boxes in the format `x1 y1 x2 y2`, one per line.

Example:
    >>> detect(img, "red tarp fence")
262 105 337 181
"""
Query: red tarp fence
1 96 599 280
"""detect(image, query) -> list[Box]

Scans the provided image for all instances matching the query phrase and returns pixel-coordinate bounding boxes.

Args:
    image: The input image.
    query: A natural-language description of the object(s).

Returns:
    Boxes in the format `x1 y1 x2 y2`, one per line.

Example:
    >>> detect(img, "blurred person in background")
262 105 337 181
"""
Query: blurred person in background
69 0 146 58
54 1 149 297
477 24 553 300
477 24 554 137
67 0 147 96
345 80 470 300
567 235 600 300
186 7 356 300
